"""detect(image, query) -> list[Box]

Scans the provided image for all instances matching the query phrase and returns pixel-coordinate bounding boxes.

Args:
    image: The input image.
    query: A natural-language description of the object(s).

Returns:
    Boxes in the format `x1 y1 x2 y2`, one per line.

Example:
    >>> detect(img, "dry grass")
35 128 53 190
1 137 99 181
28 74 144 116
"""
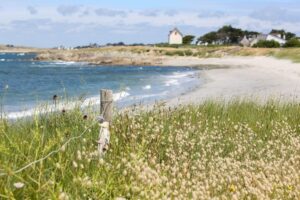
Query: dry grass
0 100 300 199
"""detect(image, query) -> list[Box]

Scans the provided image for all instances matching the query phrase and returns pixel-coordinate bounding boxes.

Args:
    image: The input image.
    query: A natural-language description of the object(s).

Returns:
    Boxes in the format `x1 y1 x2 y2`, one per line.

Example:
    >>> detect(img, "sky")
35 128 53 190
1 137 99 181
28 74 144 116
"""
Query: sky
0 0 299 47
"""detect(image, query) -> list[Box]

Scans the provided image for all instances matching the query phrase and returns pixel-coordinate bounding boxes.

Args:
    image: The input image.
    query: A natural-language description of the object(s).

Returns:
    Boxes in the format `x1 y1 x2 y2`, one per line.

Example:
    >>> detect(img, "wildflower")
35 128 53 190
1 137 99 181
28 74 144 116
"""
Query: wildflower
55 163 61 169
229 184 236 192
77 150 82 160
13 182 24 189
72 161 78 168
287 185 293 191
99 158 104 165
115 198 126 200
234 125 239 130
58 192 69 200
61 145 66 152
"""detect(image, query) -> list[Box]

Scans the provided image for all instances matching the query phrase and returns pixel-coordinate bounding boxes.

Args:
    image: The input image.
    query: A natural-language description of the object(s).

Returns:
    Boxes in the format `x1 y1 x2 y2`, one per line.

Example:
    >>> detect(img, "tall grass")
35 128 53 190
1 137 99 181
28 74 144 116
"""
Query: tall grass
0 100 300 199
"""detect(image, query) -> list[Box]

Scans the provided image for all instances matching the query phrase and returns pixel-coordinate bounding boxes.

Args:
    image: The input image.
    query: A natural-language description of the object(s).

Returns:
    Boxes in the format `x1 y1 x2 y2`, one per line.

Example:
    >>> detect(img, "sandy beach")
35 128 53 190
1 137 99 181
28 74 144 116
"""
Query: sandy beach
163 56 300 105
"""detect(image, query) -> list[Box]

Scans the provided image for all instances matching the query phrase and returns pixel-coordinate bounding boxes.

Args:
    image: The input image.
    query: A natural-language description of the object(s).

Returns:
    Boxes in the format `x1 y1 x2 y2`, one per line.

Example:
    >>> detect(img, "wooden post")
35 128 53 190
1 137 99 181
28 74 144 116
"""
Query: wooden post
100 89 113 122
98 89 113 157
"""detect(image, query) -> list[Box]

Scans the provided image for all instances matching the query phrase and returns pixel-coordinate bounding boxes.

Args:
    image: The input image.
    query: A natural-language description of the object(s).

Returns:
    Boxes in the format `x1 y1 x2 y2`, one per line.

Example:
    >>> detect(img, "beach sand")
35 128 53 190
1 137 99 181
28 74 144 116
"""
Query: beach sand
163 56 300 105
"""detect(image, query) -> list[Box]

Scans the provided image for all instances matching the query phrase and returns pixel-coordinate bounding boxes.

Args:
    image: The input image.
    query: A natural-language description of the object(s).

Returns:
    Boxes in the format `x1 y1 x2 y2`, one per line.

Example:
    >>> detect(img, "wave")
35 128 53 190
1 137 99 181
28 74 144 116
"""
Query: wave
17 53 25 56
52 61 78 65
113 91 130 101
165 79 179 86
142 85 151 90
6 91 130 119
169 71 195 78
0 59 5 61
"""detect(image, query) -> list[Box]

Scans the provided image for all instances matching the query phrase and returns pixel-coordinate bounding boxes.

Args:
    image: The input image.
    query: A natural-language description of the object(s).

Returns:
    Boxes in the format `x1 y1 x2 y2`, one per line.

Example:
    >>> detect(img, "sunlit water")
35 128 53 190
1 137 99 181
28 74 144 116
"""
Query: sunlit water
0 53 201 119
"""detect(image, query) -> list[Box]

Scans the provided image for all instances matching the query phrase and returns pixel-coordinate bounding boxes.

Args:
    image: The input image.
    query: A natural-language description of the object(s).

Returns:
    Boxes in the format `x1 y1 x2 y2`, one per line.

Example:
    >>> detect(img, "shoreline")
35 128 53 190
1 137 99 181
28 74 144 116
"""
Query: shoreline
165 56 300 105
3 48 300 115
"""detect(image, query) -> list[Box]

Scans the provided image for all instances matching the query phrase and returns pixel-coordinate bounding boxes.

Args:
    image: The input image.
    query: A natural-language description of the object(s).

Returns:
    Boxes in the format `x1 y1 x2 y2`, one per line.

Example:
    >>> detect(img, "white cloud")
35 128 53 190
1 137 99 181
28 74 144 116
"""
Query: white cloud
0 4 300 47
57 5 81 16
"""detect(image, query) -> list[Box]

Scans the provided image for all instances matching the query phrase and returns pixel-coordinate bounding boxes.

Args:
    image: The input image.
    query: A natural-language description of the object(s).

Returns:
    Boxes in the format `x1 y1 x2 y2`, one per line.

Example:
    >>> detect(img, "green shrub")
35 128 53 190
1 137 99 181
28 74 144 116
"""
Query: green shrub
165 50 185 56
184 50 193 56
253 40 280 48
284 38 300 48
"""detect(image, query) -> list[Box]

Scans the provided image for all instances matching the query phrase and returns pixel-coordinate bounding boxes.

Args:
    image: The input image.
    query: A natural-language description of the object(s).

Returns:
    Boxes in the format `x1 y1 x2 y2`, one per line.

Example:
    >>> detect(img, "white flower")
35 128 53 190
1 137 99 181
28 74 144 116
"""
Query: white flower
115 197 126 200
72 161 78 168
58 192 69 200
61 145 66 152
13 182 24 189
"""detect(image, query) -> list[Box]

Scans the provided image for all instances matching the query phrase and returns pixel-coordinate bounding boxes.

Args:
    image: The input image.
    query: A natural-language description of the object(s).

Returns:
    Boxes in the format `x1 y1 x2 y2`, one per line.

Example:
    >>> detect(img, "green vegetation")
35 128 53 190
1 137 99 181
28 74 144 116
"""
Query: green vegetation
1 100 300 199
272 48 300 62
284 38 300 48
182 35 195 45
253 40 281 48
197 25 259 45
270 29 296 40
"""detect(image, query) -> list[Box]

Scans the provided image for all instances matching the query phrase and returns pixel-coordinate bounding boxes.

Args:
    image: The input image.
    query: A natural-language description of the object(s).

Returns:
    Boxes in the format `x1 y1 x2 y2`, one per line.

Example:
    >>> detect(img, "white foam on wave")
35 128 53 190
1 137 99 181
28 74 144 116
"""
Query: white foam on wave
0 59 5 61
142 85 151 90
17 53 25 56
6 91 130 119
113 91 130 101
170 71 195 78
163 71 197 87
165 79 179 86
52 61 77 65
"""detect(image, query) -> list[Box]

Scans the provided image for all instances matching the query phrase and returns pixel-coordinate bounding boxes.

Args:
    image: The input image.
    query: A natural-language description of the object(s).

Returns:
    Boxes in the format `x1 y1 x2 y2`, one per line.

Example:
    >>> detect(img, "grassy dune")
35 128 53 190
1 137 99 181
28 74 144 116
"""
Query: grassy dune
0 101 300 199
35 46 300 65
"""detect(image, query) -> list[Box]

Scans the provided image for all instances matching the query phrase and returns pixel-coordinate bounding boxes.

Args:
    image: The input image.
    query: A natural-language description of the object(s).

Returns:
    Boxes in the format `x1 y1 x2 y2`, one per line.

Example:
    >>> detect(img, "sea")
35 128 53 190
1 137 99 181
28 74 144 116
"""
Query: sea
0 53 201 119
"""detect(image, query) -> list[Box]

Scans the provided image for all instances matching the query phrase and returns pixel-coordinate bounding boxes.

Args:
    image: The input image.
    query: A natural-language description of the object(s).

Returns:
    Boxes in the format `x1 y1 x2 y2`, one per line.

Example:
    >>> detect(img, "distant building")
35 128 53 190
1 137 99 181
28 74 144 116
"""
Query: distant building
240 36 251 47
168 28 183 45
266 34 286 45
240 33 286 47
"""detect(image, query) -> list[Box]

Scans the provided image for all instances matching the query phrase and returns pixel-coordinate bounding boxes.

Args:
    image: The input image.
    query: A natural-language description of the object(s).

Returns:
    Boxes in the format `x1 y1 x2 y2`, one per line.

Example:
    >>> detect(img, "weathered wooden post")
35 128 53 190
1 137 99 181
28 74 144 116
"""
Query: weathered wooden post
98 89 113 157
100 89 113 122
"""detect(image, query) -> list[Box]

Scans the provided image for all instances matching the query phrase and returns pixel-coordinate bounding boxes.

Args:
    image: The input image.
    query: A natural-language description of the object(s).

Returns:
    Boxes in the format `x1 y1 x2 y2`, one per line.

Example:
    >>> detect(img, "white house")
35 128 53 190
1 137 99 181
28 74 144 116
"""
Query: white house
239 33 286 47
168 28 183 45
266 34 286 46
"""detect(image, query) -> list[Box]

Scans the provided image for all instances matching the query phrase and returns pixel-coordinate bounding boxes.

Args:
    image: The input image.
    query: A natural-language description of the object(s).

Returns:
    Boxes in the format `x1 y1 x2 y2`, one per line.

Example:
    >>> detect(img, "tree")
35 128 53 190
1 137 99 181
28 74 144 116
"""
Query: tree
270 29 296 40
182 35 195 45
217 25 244 44
286 32 296 40
253 40 280 48
197 31 218 44
284 38 300 47
197 25 258 45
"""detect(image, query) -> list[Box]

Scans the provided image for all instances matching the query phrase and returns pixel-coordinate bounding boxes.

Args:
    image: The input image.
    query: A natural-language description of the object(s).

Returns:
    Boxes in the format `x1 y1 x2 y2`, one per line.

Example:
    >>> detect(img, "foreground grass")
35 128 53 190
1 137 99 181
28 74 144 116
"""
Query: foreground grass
0 101 300 199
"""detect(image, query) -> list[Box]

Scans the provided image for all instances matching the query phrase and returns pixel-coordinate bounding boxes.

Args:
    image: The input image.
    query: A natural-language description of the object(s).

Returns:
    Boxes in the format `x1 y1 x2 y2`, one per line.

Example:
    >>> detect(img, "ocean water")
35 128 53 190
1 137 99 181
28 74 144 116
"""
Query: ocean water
0 53 201 119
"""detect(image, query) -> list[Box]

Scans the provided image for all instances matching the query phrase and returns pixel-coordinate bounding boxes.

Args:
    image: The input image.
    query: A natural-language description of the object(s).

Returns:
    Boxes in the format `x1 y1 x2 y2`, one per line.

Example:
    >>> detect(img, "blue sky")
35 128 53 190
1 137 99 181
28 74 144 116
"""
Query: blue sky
0 0 299 47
